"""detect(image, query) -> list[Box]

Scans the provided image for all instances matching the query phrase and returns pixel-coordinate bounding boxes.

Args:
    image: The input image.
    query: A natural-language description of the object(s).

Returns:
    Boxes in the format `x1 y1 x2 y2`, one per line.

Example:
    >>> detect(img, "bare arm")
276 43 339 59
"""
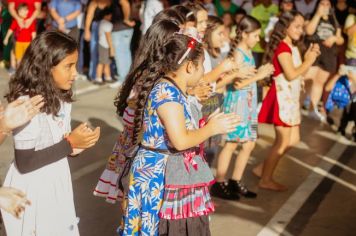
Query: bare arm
105 31 114 56
49 7 63 24
157 102 239 151
8 2 21 22
334 28 344 46
64 10 81 22
345 23 356 37
278 52 315 81
120 0 131 22
305 14 321 35
3 29 13 45
84 1 96 40
202 65 225 83
26 2 42 26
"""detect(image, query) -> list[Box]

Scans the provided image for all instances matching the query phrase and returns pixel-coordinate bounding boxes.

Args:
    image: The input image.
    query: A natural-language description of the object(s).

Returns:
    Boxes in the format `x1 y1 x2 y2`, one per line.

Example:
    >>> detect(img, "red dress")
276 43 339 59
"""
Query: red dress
258 41 295 127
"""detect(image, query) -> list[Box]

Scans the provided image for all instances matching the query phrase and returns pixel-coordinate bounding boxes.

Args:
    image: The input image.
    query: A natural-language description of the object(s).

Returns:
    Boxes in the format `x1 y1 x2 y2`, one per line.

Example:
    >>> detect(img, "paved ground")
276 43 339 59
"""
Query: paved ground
0 68 355 236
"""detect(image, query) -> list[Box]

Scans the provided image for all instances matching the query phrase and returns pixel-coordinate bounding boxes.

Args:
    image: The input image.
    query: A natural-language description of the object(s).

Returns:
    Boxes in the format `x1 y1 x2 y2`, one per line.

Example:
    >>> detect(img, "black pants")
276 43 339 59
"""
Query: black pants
339 100 356 134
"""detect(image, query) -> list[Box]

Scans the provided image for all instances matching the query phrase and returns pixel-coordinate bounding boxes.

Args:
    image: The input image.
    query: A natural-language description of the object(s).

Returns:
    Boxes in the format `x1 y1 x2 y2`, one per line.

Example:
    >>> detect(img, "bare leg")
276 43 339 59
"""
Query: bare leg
310 68 330 111
95 63 104 82
103 63 112 81
231 141 256 181
216 142 239 182
259 126 291 191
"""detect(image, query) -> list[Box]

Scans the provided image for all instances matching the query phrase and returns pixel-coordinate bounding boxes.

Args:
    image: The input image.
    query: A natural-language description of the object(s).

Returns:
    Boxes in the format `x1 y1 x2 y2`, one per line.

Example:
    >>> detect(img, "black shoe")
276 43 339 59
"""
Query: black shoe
228 179 257 199
210 181 240 200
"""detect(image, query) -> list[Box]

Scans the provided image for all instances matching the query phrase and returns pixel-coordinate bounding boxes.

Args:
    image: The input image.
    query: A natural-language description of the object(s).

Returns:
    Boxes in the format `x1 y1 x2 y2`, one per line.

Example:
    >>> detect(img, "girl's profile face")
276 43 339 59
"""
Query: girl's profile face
196 10 208 37
188 56 205 87
244 29 261 49
286 15 304 41
52 51 78 91
320 0 331 15
211 25 227 48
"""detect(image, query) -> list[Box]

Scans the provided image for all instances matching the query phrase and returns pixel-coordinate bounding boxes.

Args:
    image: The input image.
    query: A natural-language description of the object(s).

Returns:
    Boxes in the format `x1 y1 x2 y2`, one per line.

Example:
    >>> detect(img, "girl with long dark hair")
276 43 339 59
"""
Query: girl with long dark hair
2 31 100 235
255 11 320 191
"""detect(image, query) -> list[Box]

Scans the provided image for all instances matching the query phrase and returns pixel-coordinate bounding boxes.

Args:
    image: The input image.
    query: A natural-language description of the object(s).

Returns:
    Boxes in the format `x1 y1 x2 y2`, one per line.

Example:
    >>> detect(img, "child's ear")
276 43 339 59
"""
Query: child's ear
186 61 196 74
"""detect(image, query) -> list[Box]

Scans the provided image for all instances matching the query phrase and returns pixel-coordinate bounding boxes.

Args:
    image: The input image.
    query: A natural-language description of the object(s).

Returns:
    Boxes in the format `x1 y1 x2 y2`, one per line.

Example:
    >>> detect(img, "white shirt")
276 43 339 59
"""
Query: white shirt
99 19 113 48
142 0 164 34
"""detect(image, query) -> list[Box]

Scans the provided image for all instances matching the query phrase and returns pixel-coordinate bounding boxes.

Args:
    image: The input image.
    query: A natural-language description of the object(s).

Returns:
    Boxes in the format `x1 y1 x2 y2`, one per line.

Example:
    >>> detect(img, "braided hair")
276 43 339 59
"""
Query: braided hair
228 15 261 58
114 20 180 116
131 34 203 146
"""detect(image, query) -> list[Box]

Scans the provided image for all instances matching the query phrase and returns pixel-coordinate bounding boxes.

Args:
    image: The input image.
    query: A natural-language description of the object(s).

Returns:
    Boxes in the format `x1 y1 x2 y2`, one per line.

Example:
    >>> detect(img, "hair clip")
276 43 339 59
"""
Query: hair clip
178 38 197 65
186 11 194 18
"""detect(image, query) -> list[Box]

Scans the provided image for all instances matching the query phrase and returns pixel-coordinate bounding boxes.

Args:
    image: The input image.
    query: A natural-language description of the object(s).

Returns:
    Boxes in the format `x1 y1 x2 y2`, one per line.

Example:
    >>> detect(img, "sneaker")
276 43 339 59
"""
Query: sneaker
309 109 326 123
109 80 123 89
210 181 240 200
228 179 257 199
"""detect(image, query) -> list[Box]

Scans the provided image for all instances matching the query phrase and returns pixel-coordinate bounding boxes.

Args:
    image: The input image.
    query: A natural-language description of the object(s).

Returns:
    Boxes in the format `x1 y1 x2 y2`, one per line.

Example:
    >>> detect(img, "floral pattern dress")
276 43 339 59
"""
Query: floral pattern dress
223 48 258 142
121 81 193 236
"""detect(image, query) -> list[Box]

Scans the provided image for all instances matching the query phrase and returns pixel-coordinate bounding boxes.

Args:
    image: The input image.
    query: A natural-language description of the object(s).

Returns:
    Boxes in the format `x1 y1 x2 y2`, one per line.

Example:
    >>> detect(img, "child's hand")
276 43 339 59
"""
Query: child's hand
84 30 91 41
255 63 274 80
220 57 238 73
123 19 136 27
0 187 31 219
110 48 115 57
304 43 320 63
67 123 100 149
236 64 256 79
207 109 241 135
189 82 212 101
0 95 44 132
322 36 336 48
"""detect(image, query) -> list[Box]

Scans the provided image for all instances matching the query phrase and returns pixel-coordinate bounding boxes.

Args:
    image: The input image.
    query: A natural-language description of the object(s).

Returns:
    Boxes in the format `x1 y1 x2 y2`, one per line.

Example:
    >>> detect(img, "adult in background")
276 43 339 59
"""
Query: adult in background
109 0 136 88
304 0 344 121
214 0 238 17
84 0 112 81
49 0 82 41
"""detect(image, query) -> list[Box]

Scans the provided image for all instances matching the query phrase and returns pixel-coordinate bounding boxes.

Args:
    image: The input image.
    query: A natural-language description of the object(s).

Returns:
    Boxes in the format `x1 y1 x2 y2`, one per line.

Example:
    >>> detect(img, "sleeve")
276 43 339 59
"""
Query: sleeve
153 83 183 110
104 21 113 32
344 14 355 30
15 139 73 174
75 2 82 12
13 114 41 150
30 21 36 32
9 20 17 31
276 42 292 57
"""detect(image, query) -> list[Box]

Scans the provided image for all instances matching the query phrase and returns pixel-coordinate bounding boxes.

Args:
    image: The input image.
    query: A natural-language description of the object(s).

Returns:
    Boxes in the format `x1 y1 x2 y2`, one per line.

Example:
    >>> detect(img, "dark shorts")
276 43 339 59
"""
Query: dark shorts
314 45 337 73
98 45 110 64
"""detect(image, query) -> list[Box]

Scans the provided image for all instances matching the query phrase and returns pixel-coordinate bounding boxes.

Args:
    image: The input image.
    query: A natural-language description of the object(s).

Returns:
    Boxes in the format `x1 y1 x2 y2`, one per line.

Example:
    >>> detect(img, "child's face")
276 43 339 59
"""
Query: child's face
211 25 227 48
286 15 304 41
52 51 78 91
222 14 233 26
104 14 112 21
244 29 261 49
196 10 208 38
187 56 205 87
234 14 244 24
18 7 29 19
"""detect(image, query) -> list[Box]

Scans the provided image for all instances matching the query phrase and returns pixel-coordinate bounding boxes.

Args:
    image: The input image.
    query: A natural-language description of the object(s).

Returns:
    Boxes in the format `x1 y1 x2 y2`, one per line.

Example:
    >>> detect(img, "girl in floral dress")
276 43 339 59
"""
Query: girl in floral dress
211 15 274 200
121 34 240 235
255 11 320 191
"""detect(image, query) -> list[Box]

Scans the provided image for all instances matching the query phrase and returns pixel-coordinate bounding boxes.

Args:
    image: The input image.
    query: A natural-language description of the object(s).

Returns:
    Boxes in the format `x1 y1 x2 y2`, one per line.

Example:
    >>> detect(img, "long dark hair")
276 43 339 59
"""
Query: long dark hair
114 20 180 116
131 34 203 145
204 15 224 58
263 10 304 65
228 15 261 58
152 7 186 26
311 0 340 28
6 30 78 116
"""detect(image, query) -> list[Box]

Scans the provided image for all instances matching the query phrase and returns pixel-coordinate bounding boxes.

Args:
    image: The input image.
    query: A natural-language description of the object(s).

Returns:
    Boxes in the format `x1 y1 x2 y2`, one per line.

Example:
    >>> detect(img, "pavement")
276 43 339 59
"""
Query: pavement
0 67 355 236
